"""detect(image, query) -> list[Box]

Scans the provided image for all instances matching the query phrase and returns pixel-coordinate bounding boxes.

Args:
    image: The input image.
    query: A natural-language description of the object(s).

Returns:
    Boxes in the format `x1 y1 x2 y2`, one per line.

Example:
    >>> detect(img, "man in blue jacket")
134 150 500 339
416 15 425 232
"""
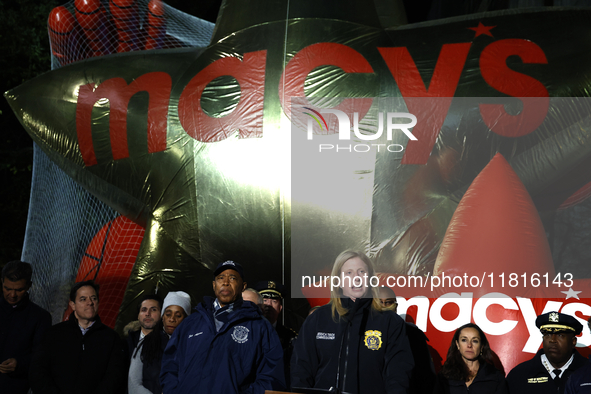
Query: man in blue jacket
160 260 285 394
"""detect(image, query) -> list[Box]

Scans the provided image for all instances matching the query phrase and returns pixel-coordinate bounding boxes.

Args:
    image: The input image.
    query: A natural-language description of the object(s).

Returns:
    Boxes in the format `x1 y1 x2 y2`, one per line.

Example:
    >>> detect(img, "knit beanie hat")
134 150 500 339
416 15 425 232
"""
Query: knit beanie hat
162 291 192 316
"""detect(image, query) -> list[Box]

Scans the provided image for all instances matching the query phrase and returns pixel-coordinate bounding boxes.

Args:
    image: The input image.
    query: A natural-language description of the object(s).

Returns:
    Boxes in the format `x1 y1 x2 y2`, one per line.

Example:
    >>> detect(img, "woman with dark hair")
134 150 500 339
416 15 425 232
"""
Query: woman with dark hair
291 250 414 394
435 323 507 394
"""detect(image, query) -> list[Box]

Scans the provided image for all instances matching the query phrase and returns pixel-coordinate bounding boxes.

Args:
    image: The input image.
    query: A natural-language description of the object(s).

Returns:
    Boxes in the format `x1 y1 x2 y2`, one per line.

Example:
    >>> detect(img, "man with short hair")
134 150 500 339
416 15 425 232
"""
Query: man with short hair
30 280 127 393
565 317 591 394
507 311 587 394
160 261 285 393
127 294 165 394
0 260 52 394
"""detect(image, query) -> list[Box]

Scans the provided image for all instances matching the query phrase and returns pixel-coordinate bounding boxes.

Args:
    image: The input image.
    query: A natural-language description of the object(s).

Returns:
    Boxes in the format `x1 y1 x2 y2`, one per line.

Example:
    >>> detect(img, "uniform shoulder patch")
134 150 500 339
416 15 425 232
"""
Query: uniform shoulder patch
527 377 549 383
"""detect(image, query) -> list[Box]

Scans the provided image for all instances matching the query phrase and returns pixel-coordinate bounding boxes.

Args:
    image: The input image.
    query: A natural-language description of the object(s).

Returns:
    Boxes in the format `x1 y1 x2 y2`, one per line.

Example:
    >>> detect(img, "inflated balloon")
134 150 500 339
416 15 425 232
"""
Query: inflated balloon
303 154 591 372
5 0 591 368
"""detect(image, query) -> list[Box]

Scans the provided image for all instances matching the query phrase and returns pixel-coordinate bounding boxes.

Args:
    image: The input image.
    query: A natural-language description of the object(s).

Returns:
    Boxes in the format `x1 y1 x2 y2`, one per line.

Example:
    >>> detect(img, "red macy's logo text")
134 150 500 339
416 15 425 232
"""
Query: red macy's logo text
75 39 548 167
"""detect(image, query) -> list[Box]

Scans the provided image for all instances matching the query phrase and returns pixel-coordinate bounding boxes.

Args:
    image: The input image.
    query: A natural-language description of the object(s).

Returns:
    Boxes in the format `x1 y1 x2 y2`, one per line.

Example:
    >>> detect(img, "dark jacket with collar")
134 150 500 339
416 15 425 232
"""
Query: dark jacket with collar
0 293 52 394
291 297 413 394
29 311 127 394
435 362 507 394
160 296 285 394
507 348 587 394
127 328 169 394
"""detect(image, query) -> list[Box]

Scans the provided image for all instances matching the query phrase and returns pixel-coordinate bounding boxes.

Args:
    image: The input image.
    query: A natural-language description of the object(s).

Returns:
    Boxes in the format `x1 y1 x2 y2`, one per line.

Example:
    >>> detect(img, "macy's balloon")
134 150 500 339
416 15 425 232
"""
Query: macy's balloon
302 154 591 372
5 0 591 369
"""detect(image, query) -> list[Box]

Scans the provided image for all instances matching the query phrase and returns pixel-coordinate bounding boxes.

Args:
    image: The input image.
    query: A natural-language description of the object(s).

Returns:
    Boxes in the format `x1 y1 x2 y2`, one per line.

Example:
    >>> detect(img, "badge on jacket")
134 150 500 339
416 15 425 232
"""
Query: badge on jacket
364 330 382 350
232 326 250 343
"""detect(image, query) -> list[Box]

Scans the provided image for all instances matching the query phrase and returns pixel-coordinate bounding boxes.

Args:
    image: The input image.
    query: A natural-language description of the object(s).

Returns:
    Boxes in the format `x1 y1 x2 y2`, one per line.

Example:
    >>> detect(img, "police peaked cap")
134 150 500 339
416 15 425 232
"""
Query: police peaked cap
254 280 285 299
536 311 583 335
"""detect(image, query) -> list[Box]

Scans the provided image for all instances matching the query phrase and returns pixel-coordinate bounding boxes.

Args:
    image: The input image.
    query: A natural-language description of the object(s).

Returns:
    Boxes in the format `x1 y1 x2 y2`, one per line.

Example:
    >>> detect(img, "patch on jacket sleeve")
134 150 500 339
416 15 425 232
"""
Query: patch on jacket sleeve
364 330 382 350
232 326 250 343
527 377 549 383
316 332 335 340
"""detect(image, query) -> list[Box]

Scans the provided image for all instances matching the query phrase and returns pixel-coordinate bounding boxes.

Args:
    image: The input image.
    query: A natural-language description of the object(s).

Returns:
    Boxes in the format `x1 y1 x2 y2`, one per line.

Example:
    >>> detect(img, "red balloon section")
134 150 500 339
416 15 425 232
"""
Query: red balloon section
62 216 145 328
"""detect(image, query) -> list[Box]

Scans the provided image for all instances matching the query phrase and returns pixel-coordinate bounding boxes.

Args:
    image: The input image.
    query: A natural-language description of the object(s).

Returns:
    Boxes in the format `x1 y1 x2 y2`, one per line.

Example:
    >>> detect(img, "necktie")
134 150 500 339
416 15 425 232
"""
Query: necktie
553 369 562 383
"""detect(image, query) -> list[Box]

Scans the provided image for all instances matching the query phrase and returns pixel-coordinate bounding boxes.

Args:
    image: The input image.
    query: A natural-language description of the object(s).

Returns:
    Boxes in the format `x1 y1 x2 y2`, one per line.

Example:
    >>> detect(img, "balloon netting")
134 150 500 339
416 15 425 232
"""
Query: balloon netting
23 145 119 324
48 0 214 68
24 0 213 324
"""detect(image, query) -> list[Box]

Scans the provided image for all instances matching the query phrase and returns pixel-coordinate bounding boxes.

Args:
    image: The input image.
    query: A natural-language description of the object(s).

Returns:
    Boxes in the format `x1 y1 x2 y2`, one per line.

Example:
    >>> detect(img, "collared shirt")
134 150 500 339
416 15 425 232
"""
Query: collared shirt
541 353 574 378
79 320 96 335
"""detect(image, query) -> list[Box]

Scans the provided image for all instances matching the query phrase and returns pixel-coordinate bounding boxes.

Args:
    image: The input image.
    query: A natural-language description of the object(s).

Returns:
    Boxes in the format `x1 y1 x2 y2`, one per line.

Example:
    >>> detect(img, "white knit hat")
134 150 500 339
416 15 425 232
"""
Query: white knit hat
162 291 192 317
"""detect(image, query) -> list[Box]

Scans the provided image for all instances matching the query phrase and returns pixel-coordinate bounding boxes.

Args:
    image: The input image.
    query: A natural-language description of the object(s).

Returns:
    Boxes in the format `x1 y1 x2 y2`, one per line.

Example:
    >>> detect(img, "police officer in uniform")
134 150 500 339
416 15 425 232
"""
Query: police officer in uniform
254 281 297 387
507 311 586 394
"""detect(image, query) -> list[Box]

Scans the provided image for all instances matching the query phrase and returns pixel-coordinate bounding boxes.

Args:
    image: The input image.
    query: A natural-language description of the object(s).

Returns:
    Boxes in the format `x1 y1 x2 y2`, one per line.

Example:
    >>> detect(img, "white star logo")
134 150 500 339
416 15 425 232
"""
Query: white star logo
561 287 582 300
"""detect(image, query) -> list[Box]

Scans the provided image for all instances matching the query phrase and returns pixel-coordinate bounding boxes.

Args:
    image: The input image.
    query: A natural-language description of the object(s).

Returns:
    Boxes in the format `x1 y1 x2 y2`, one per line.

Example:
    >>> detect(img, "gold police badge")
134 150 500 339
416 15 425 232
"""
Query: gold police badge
364 330 382 350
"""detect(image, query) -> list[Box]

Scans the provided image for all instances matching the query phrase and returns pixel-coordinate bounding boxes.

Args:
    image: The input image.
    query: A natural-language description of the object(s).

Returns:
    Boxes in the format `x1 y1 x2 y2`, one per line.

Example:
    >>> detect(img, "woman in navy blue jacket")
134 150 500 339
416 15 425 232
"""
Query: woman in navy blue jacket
435 323 507 394
291 250 414 394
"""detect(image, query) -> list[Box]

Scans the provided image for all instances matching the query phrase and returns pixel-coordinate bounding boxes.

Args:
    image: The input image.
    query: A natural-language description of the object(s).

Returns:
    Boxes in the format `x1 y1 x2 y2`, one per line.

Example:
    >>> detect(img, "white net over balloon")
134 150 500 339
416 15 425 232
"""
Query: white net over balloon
25 0 214 324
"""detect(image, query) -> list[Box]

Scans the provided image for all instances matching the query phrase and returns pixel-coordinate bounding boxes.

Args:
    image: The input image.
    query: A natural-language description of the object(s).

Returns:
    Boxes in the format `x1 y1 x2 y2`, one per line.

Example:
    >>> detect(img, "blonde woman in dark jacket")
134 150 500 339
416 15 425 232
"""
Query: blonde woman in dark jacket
291 250 414 394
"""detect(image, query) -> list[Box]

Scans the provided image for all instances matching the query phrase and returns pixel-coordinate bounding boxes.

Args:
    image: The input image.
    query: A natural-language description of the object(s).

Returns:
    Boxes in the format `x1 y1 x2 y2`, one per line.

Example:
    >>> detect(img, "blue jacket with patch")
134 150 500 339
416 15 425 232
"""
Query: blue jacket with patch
160 296 285 394
291 297 413 394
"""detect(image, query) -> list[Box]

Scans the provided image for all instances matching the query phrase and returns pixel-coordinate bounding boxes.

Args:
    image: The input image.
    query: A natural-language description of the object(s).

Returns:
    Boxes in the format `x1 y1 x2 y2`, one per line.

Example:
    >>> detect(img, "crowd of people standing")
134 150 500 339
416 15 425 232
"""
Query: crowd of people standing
1 254 591 394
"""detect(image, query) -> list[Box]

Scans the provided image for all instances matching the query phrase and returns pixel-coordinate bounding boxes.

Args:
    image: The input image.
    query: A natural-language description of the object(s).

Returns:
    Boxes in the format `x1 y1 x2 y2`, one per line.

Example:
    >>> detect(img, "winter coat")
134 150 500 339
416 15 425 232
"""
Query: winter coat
127 329 169 394
507 349 587 394
0 293 51 394
435 362 507 394
160 297 285 394
29 312 127 394
291 297 413 394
